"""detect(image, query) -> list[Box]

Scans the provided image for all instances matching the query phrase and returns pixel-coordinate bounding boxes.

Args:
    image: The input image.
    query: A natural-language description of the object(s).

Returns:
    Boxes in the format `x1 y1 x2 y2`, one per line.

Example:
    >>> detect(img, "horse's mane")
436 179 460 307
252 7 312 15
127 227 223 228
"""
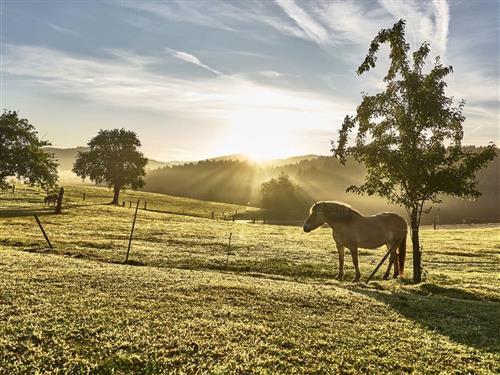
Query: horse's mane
313 201 363 221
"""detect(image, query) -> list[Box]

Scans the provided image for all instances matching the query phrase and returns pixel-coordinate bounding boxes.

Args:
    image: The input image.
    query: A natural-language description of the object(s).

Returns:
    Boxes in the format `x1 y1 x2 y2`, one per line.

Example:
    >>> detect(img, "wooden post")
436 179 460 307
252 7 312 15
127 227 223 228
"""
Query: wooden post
125 200 140 263
55 187 64 214
366 248 392 282
12 184 15 194
83 192 86 201
122 201 125 207
129 201 132 208
144 201 147 210
225 232 232 271
211 211 214 220
34 214 53 249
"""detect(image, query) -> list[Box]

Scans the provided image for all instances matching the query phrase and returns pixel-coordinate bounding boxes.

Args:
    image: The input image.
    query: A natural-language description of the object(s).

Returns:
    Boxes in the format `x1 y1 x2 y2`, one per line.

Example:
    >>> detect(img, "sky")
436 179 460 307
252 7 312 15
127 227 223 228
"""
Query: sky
1 0 499 161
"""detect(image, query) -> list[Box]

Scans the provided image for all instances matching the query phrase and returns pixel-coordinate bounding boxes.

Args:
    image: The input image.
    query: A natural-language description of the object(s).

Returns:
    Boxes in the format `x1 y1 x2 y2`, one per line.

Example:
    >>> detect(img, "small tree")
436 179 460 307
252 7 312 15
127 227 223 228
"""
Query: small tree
260 174 309 217
73 129 147 204
0 110 58 188
331 20 496 283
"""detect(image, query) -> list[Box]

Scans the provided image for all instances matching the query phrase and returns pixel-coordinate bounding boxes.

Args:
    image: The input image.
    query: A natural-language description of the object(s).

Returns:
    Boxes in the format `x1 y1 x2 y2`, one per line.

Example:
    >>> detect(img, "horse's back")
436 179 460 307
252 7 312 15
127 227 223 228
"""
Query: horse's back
371 212 406 226
346 212 406 248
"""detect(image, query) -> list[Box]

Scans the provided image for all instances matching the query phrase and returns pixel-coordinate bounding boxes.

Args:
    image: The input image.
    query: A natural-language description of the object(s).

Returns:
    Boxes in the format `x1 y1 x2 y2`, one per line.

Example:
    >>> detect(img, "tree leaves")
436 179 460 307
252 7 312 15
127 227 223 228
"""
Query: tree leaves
0 110 58 188
73 129 147 193
331 20 497 216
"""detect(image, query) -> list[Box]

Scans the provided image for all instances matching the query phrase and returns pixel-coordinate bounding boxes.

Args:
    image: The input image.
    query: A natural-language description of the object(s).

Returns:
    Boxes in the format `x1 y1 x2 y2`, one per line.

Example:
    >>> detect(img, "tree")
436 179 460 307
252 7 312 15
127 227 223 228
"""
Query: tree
0 110 58 188
73 129 147 204
331 20 497 283
260 173 309 218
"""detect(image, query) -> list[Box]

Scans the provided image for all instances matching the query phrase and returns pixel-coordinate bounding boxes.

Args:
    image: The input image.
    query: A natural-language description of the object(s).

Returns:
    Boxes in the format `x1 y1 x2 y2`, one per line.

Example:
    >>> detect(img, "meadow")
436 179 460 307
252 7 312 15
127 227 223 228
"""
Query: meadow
0 186 499 373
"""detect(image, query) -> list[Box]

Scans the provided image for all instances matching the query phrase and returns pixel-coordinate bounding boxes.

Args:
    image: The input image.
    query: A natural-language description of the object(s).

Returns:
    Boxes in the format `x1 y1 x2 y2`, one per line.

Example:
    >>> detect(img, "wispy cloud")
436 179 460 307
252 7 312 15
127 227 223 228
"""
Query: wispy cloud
2 44 349 128
274 0 329 44
378 0 450 59
166 48 222 75
47 22 81 37
259 70 284 78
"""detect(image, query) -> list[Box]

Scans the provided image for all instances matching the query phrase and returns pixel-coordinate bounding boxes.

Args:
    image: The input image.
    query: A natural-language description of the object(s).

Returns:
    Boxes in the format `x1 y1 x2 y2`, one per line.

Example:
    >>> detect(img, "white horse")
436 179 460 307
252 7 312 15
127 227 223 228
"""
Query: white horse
303 201 407 282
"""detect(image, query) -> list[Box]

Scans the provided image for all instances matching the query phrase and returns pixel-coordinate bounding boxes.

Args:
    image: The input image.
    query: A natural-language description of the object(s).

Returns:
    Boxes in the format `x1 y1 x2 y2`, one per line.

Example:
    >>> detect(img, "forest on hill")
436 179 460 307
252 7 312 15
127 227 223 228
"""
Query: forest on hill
144 147 499 225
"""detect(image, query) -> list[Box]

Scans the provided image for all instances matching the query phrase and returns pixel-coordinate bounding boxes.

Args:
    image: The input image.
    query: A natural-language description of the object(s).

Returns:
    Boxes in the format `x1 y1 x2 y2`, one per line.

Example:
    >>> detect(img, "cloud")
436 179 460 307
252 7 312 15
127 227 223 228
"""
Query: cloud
2 44 349 129
119 1 235 32
377 0 450 59
274 0 329 44
166 48 222 75
259 70 284 78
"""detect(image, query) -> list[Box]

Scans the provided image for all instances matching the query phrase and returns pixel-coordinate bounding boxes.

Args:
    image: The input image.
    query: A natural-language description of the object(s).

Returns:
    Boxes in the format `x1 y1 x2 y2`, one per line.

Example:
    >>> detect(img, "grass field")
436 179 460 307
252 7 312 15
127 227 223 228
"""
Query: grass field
0 186 499 373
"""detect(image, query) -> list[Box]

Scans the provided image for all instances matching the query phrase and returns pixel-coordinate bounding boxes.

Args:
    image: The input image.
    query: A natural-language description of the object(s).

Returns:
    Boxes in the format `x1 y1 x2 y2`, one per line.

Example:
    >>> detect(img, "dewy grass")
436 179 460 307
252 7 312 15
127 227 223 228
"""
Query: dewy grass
0 186 499 373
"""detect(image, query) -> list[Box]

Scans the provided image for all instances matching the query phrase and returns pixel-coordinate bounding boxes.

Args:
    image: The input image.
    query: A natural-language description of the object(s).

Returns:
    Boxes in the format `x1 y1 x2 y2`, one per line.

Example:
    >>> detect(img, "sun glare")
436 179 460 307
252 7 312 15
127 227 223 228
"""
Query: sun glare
219 109 303 161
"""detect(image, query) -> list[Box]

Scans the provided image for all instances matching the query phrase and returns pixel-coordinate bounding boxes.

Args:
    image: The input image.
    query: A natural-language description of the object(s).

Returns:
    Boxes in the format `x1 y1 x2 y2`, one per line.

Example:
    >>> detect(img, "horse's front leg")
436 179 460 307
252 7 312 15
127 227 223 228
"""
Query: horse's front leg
335 242 345 281
349 247 361 282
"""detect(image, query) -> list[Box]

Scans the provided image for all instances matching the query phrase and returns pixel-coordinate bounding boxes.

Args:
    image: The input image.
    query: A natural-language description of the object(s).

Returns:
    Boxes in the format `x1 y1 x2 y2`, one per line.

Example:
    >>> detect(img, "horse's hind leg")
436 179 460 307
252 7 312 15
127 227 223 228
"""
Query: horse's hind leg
383 243 400 279
392 243 400 278
335 242 345 281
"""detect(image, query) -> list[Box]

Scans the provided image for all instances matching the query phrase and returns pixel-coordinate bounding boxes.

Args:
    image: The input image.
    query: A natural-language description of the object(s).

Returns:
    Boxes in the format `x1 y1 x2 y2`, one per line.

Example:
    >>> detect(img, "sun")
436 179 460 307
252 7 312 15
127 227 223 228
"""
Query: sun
218 109 302 161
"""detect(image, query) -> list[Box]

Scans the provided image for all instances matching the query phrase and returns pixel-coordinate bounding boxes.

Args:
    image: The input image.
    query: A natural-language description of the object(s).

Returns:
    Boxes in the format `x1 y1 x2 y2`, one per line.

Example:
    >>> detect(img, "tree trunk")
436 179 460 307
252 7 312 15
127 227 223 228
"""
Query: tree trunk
111 185 120 205
410 208 422 283
55 187 64 214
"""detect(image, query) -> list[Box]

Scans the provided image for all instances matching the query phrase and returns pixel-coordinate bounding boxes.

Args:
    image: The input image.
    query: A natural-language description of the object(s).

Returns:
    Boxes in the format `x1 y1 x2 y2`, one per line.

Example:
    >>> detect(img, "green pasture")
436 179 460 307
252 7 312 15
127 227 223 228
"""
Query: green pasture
0 186 498 373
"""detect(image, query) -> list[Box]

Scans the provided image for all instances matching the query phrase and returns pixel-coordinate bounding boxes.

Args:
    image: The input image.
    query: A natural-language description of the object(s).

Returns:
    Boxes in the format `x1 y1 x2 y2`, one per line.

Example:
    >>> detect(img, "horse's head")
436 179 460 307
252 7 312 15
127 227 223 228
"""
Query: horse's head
303 202 326 233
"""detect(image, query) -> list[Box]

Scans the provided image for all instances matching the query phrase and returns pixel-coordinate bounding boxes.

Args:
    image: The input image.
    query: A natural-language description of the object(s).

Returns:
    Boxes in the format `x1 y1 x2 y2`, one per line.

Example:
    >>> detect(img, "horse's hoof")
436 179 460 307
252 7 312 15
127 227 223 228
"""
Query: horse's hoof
382 274 390 280
335 273 344 281
352 275 361 283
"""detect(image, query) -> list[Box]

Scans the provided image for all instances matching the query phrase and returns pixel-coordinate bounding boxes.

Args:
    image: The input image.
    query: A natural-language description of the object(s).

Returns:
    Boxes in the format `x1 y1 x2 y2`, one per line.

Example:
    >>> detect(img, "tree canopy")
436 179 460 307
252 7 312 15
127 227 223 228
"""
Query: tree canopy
331 20 497 282
260 174 310 218
73 129 147 204
0 110 58 188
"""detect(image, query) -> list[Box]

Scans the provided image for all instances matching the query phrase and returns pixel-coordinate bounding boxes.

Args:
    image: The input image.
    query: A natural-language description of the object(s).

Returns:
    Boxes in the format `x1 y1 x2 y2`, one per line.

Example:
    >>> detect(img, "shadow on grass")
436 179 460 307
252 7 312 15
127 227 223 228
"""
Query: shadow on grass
355 285 500 353
0 203 110 218
0 208 56 218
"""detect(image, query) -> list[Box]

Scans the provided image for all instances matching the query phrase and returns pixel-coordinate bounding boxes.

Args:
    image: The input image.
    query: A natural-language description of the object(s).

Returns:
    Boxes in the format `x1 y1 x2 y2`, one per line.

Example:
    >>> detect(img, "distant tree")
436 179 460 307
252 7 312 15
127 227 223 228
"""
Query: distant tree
331 20 497 282
73 129 147 204
0 110 58 188
260 174 309 217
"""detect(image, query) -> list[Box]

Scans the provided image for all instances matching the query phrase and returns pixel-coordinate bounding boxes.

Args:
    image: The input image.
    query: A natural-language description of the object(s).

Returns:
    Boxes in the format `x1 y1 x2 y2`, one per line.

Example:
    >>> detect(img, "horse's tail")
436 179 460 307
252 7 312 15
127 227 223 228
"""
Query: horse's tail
398 230 407 276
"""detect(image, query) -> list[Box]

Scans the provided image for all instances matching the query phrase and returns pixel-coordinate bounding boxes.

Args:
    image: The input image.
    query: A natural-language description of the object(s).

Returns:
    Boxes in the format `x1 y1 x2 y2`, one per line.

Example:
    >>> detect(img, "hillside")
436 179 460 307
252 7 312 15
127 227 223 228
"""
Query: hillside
144 149 500 225
0 186 498 372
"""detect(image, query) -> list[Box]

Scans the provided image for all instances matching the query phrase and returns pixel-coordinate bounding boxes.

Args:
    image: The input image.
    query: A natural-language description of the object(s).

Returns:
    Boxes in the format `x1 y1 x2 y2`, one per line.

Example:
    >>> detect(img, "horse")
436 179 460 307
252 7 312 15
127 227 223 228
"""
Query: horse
303 201 407 282
44 194 58 205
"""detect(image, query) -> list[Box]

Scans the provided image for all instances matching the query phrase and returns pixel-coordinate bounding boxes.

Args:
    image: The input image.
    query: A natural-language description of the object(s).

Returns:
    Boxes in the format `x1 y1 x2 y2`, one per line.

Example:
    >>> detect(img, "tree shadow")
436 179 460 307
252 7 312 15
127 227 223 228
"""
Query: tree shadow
354 284 500 353
0 203 109 218
0 208 55 218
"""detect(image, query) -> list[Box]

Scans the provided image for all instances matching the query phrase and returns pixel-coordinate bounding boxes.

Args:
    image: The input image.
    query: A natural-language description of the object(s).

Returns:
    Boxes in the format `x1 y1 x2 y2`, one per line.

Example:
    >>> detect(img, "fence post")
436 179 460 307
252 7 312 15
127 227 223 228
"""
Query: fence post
83 192 86 201
122 201 125 207
144 201 147 210
34 214 53 249
225 232 233 271
129 201 132 208
12 184 15 194
211 211 214 220
125 200 140 263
